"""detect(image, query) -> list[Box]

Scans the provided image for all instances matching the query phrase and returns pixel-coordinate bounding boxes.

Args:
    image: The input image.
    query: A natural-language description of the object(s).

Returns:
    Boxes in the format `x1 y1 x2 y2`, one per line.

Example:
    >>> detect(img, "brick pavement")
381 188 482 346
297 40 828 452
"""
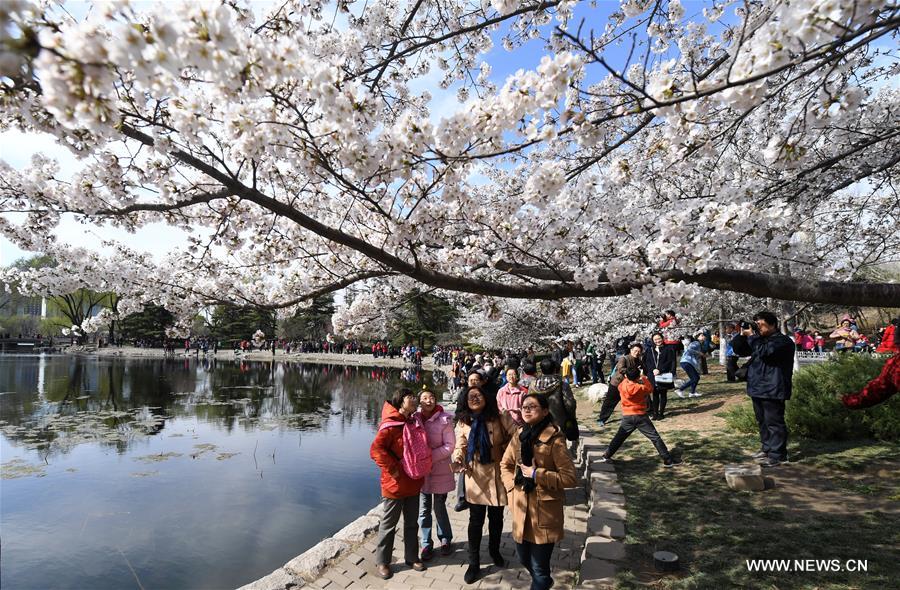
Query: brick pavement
302 472 589 590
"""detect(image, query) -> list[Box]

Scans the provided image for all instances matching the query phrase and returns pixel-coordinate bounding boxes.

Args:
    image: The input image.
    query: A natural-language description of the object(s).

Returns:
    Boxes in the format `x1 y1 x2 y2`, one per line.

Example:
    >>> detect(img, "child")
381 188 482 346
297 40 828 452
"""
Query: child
560 355 574 385
599 367 680 467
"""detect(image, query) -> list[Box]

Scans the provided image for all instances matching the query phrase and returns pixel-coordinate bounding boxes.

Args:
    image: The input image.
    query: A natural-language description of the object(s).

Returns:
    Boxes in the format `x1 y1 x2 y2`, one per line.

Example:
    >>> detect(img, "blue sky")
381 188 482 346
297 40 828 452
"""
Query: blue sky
0 1 741 265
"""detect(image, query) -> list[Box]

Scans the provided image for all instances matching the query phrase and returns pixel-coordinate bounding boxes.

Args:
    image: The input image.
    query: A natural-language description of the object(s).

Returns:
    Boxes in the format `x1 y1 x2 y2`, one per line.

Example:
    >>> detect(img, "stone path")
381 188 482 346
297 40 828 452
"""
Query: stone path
294 480 588 590
242 389 633 590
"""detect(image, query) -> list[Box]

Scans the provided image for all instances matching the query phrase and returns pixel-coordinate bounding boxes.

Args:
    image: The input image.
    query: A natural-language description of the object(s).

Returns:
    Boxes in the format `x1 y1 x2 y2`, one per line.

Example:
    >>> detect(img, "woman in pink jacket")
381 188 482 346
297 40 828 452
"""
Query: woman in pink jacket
415 388 456 560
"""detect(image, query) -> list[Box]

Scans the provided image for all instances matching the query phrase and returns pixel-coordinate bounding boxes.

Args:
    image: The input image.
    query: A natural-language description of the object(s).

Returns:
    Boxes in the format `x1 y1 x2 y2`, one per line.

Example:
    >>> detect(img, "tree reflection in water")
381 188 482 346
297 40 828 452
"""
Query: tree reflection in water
0 355 442 458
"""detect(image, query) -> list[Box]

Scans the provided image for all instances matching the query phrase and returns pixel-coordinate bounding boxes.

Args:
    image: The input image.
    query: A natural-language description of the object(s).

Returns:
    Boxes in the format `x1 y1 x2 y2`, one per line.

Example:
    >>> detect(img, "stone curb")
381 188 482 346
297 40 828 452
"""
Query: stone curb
236 509 383 590
240 425 598 590
575 426 625 589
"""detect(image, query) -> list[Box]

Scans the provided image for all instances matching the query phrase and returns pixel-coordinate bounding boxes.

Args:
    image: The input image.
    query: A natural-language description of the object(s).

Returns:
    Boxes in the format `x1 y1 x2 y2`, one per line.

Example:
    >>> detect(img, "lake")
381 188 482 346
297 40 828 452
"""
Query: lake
0 354 445 589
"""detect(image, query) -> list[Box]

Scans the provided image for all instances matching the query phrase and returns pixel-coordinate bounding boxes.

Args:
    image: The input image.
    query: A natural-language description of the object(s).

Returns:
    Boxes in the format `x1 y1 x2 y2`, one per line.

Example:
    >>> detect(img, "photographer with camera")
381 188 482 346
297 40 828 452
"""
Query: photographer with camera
731 311 796 468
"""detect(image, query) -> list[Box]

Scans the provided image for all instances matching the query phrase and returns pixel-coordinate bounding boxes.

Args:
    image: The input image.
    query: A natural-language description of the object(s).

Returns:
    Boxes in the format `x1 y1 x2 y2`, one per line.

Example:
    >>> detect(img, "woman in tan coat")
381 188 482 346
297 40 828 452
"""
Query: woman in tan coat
500 393 577 590
452 385 517 584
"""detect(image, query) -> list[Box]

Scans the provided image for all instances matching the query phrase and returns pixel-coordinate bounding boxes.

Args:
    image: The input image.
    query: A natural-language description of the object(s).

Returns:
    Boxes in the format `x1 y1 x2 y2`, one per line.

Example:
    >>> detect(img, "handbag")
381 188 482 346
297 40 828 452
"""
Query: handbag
655 372 674 384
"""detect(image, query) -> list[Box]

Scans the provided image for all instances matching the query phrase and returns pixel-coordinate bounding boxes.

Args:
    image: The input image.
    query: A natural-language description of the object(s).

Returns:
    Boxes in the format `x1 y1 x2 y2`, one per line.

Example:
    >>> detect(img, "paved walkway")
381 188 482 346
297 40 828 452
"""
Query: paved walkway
240 388 629 590
302 475 589 589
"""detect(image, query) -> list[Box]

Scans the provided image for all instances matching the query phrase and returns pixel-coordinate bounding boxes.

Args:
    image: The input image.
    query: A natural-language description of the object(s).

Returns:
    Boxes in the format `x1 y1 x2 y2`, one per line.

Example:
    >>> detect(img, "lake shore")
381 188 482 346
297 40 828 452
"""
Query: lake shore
62 345 441 370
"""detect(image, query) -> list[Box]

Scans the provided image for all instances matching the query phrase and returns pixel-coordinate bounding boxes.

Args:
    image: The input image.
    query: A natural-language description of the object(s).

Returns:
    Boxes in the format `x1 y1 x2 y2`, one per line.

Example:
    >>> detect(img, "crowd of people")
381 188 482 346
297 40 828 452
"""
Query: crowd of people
367 309 900 586
371 362 579 588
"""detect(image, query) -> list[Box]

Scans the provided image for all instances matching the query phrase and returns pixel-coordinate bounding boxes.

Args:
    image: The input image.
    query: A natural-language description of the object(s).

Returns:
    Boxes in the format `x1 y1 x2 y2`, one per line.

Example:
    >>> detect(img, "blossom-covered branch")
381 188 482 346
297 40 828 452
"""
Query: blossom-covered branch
0 0 897 334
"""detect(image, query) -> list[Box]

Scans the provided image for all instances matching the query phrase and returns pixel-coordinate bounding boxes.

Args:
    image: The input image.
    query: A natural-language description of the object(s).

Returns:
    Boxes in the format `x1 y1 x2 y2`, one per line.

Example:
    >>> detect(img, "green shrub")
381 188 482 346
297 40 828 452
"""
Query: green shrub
724 402 758 434
725 355 899 442
865 393 900 442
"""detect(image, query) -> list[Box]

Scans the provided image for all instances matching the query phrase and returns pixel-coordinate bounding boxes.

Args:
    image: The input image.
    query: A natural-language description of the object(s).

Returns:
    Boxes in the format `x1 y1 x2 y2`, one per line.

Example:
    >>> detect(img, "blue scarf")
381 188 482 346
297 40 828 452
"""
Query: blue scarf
466 413 493 465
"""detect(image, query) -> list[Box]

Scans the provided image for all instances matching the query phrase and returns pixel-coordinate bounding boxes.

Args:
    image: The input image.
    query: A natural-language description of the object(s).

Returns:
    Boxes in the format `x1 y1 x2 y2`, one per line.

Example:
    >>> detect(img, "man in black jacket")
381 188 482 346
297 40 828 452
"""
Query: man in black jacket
731 310 795 467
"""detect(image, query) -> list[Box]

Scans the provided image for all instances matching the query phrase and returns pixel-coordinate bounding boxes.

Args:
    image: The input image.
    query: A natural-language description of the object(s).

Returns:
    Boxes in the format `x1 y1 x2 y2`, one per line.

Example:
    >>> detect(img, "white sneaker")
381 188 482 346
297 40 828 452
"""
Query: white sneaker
690 392 701 397
675 390 686 399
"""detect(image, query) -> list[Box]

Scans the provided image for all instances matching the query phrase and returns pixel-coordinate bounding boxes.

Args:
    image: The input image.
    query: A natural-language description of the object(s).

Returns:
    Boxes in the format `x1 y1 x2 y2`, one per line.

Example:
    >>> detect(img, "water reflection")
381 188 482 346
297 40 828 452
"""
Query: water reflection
0 354 443 590
0 356 443 457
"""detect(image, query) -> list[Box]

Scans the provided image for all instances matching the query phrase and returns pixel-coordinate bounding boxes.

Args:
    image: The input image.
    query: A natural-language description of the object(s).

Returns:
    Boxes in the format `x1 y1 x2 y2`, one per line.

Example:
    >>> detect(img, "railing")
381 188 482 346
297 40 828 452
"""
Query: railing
795 351 893 362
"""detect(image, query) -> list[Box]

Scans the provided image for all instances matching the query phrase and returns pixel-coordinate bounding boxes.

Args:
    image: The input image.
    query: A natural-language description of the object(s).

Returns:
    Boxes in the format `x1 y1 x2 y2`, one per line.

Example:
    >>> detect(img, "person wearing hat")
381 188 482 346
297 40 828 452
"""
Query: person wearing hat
830 316 860 351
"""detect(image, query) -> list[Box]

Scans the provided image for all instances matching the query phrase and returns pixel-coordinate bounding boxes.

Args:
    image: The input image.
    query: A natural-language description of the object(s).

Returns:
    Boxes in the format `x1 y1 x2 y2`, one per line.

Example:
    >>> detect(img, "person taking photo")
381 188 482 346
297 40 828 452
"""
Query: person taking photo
731 311 795 468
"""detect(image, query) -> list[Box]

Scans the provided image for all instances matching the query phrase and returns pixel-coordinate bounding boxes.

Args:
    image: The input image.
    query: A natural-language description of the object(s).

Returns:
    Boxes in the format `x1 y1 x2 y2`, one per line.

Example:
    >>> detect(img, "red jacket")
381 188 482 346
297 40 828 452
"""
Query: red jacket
842 354 900 409
370 402 425 499
659 318 679 345
876 325 899 353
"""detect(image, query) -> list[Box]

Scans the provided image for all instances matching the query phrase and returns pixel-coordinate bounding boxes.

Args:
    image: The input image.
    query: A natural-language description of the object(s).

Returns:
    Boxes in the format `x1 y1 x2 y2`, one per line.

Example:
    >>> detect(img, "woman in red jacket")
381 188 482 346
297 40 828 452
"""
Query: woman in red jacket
876 319 899 353
370 388 427 579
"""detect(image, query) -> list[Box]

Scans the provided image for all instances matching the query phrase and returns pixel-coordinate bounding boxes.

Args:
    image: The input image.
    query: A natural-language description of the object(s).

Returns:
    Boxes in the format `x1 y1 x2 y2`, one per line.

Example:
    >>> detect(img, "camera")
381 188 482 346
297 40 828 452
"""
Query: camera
740 320 759 333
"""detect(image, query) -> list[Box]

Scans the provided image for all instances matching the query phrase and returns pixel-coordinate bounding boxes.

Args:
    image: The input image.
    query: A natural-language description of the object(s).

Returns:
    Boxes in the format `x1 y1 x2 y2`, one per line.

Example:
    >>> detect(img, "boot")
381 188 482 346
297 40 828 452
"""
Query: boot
488 516 506 567
463 560 480 584
465 524 482 584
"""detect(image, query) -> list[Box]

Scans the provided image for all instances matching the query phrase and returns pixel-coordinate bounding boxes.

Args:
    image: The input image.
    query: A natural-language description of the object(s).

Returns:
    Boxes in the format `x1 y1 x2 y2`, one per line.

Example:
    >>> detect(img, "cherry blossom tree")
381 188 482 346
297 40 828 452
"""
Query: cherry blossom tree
1 0 898 335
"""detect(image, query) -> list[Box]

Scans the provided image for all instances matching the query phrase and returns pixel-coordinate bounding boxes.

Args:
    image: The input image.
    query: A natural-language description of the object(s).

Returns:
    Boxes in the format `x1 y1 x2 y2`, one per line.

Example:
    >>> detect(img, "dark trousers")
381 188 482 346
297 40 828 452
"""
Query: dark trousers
375 495 420 565
597 384 620 423
650 387 668 417
751 397 788 461
606 414 671 460
468 504 504 564
678 362 700 394
516 540 555 590
725 355 739 381
590 357 607 383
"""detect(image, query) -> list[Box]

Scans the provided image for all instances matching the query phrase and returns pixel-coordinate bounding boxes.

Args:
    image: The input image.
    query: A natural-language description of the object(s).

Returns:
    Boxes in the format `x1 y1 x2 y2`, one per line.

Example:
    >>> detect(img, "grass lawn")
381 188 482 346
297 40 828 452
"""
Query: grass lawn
574 363 900 589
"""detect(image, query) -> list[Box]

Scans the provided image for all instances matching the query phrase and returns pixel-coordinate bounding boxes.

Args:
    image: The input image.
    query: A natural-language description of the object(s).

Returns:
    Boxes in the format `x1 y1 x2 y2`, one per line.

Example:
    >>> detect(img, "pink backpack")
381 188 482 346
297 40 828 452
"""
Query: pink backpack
379 415 432 480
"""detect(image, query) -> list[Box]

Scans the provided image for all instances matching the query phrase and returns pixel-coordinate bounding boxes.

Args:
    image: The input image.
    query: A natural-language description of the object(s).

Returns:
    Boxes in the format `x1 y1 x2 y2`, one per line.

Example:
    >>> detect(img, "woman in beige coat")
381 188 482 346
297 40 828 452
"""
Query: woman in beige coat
500 393 577 590
452 386 517 584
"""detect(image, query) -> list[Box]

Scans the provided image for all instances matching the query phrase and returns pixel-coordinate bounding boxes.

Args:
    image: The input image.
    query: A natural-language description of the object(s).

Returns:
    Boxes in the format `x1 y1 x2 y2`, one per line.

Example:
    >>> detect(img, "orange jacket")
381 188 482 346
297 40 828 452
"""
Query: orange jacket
619 375 653 416
370 402 425 499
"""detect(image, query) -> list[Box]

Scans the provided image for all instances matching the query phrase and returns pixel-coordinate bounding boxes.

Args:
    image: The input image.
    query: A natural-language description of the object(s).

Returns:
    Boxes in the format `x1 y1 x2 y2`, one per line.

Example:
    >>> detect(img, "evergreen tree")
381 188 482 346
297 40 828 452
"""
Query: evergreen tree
278 295 335 341
210 304 276 343
388 289 458 349
118 305 175 342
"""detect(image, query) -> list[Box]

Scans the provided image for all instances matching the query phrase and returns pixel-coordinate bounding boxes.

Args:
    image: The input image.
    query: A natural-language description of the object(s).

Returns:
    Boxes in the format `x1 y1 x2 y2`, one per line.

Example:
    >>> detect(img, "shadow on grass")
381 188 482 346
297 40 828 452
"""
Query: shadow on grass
664 399 726 418
612 430 900 590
